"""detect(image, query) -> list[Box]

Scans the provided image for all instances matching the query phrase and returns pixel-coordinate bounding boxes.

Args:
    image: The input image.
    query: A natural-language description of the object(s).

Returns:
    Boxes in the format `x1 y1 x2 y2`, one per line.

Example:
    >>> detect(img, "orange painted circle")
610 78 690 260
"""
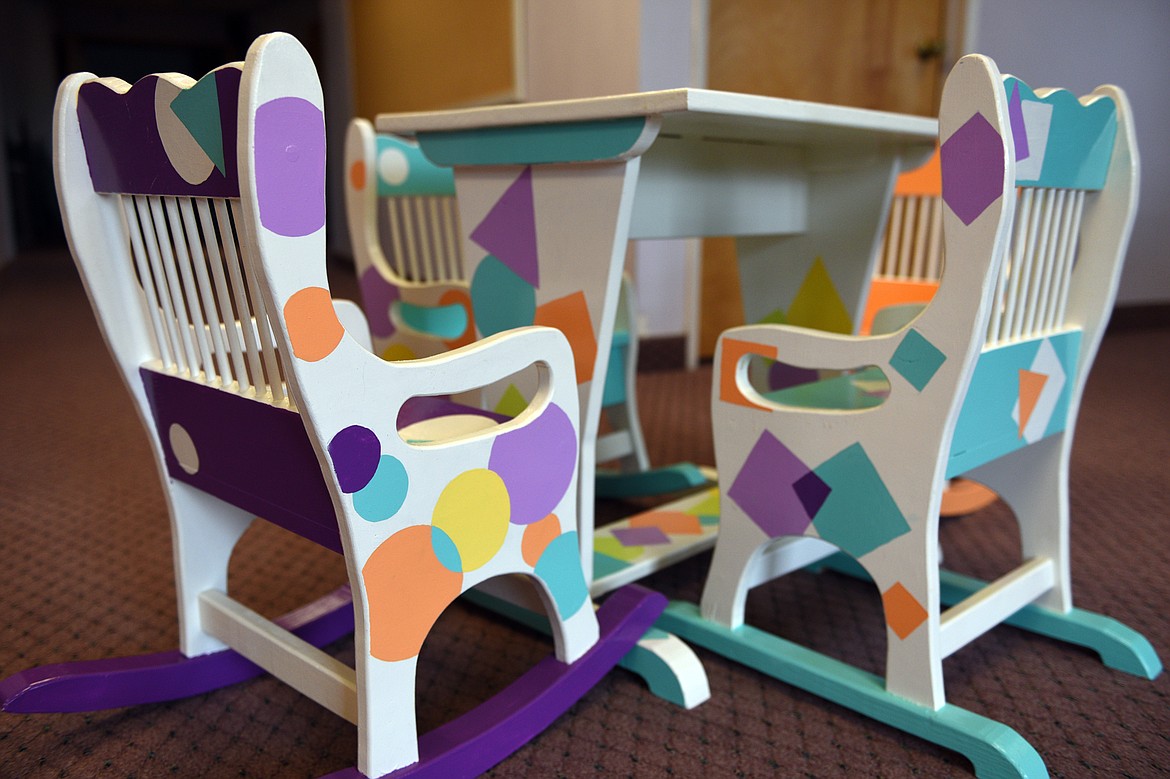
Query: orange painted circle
362 524 463 661
522 514 561 567
284 286 345 362
349 160 367 191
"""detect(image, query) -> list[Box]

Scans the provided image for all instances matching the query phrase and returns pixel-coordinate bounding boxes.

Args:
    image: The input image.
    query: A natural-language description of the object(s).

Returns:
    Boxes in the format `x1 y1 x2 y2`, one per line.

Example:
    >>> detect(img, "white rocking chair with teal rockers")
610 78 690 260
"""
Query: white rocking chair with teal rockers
659 53 1161 778
0 32 666 779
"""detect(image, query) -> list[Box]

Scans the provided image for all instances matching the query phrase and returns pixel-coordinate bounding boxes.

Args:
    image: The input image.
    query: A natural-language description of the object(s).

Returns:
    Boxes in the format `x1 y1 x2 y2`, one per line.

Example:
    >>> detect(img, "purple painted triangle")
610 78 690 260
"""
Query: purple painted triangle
470 166 540 287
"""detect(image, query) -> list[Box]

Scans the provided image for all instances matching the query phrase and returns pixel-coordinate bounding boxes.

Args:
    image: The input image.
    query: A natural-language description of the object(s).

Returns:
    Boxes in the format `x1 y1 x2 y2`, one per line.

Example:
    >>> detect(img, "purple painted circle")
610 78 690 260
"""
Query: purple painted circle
254 97 326 237
328 424 381 493
488 403 577 525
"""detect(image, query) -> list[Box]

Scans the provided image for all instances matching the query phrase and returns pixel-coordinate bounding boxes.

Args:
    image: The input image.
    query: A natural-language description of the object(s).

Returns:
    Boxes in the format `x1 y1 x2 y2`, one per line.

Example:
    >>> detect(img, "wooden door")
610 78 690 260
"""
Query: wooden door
699 0 952 356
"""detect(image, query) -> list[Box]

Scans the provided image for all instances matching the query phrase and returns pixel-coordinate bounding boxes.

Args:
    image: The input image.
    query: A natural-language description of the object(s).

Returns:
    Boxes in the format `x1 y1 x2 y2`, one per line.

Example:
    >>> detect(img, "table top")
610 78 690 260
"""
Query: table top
376 87 938 151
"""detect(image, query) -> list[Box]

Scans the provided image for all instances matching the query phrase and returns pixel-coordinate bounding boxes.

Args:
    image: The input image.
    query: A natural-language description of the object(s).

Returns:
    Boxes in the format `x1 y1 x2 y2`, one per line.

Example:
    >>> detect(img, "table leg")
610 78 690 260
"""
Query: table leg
735 154 905 336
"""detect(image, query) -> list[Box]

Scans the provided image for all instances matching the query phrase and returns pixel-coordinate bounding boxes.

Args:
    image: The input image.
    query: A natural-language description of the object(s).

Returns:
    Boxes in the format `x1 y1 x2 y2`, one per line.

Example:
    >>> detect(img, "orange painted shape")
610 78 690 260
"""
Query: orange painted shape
882 581 929 640
284 286 345 362
362 524 463 662
1018 369 1049 437
440 289 476 348
859 278 939 335
719 338 777 409
894 146 941 197
534 290 597 384
349 159 367 191
522 513 562 567
629 511 702 536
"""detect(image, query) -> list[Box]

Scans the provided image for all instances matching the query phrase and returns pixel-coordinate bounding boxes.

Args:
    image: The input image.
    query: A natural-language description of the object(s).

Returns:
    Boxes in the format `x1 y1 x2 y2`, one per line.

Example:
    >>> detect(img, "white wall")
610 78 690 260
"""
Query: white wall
968 0 1170 306
633 0 705 345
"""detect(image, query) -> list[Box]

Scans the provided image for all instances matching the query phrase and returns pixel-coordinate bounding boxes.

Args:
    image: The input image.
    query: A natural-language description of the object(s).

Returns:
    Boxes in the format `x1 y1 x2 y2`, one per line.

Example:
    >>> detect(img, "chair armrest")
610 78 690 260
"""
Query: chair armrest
718 323 900 373
715 324 901 411
389 325 578 416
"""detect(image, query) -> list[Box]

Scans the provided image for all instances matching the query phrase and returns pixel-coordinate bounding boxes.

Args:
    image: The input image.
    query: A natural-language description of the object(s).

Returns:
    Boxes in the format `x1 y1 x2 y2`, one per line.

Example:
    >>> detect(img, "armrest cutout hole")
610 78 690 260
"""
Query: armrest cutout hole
395 363 548 446
744 355 890 411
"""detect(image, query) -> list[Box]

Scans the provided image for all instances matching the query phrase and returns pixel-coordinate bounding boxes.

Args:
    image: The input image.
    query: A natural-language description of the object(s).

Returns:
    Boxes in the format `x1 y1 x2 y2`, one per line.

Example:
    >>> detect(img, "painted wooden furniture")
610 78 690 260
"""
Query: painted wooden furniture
343 118 703 499
376 87 936 587
657 54 1161 778
376 88 933 713
1 32 666 779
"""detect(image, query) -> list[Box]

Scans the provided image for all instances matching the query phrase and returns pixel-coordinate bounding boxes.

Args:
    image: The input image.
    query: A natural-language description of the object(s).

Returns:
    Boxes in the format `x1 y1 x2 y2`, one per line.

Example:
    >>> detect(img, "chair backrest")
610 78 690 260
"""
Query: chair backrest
347 119 464 285
946 72 1136 476
56 59 292 404
54 42 354 551
862 147 943 335
345 118 473 360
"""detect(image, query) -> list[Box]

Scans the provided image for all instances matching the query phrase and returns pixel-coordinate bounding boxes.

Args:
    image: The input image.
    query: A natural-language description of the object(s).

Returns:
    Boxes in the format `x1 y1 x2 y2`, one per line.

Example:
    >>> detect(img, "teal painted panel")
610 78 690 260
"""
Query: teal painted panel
1004 77 1117 190
948 331 1081 477
375 134 455 196
601 334 629 407
417 117 650 166
396 299 468 339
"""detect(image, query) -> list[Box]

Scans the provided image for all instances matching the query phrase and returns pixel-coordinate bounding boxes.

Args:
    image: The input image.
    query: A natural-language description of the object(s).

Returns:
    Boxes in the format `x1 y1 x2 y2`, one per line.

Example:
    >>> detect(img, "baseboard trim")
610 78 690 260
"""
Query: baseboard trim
637 336 688 372
1107 303 1170 333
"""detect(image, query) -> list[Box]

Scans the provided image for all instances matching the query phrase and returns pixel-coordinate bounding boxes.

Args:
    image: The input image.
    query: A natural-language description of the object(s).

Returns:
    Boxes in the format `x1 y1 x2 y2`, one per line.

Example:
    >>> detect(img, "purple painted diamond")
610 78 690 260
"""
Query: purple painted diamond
941 111 1005 226
727 431 827 538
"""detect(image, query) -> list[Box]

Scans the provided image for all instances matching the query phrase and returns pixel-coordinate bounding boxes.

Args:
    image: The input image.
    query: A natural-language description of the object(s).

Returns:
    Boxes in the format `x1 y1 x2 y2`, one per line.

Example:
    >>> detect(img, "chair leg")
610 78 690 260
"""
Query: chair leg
868 530 947 711
358 656 422 778
604 403 651 474
965 434 1072 612
166 481 255 657
699 502 763 629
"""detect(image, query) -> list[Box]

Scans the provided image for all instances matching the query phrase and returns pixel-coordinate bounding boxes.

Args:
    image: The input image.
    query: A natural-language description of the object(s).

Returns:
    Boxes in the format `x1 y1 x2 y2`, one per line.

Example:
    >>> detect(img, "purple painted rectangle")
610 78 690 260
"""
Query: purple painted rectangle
613 526 671 547
139 368 343 553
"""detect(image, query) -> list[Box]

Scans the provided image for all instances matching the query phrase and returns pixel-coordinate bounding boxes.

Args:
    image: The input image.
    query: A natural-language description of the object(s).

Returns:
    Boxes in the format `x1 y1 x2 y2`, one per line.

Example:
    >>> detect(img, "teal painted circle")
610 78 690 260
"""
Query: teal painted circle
430 526 463 573
533 531 588 619
352 454 409 522
470 255 536 336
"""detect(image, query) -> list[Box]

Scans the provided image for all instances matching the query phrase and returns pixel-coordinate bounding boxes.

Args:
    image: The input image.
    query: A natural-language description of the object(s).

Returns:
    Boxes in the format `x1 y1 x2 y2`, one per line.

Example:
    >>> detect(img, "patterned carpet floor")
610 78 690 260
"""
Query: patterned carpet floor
1 251 1166 777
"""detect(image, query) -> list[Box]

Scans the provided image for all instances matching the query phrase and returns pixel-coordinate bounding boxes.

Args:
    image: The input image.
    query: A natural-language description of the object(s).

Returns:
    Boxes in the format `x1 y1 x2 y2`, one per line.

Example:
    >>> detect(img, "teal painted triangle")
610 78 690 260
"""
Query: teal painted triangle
170 74 225 175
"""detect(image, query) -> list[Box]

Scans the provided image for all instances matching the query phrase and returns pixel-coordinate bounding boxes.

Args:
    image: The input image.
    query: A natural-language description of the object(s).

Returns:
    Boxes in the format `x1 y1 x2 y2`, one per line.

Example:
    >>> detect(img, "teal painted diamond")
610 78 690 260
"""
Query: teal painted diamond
890 328 946 391
812 443 910 558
